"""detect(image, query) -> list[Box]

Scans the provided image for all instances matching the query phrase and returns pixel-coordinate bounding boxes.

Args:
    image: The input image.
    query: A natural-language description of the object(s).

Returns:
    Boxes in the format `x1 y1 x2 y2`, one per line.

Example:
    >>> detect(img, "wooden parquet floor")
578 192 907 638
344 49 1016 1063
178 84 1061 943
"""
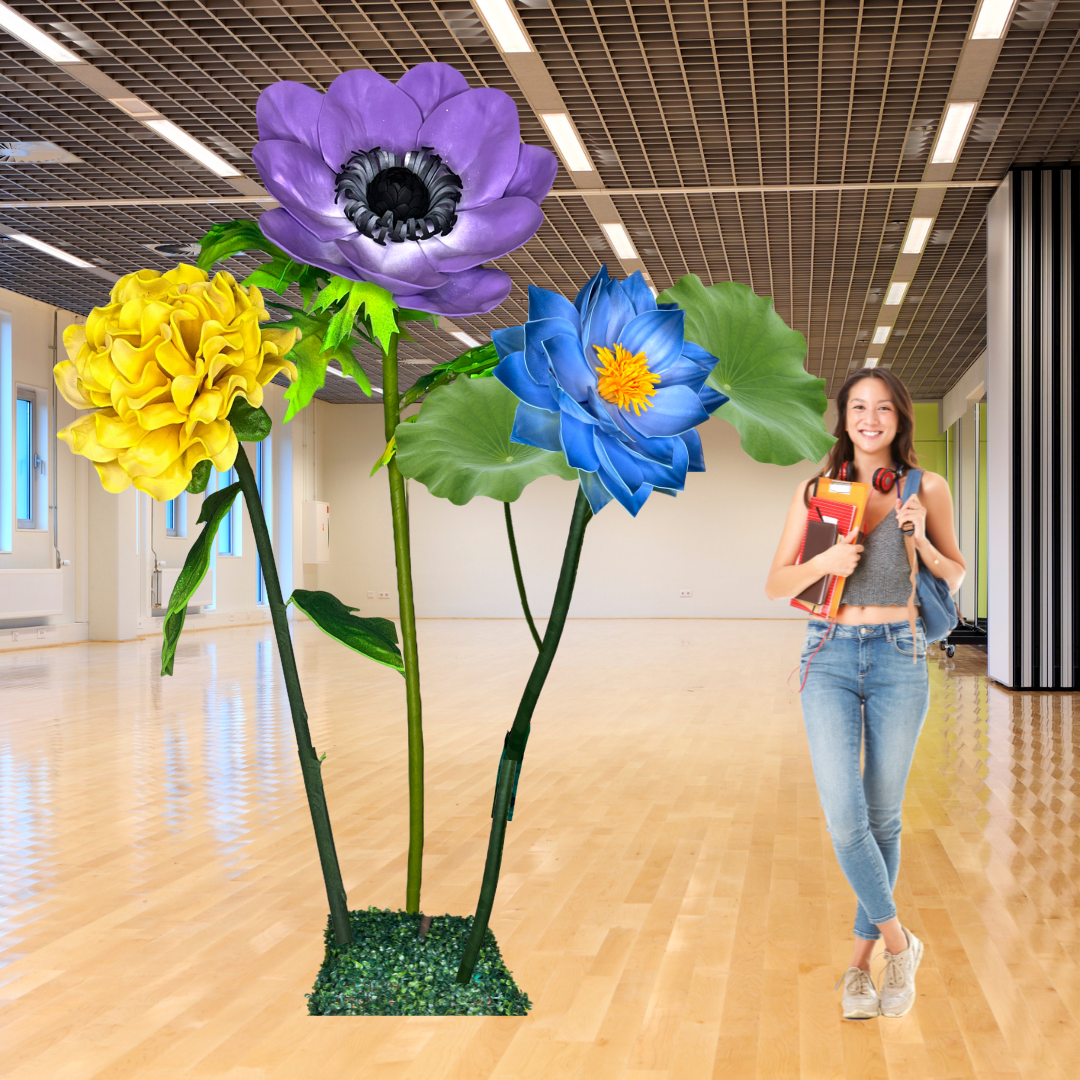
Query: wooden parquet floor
0 620 1076 1079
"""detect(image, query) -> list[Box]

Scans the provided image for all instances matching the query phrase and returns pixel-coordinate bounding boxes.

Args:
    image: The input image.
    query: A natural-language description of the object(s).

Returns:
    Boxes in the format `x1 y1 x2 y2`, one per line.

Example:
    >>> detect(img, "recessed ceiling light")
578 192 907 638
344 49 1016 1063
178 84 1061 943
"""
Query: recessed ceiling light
0 0 82 63
872 326 892 345
971 0 1017 38
901 217 935 254
7 232 93 268
110 96 160 121
601 223 638 261
473 0 532 52
450 330 481 349
539 113 593 172
144 119 241 178
884 281 909 307
864 357 880 368
931 102 977 165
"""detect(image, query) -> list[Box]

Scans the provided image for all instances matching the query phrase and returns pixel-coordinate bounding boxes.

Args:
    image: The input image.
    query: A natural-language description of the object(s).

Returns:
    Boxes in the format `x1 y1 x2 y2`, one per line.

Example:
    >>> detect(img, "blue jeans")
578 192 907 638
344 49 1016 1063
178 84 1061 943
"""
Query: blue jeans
799 618 930 940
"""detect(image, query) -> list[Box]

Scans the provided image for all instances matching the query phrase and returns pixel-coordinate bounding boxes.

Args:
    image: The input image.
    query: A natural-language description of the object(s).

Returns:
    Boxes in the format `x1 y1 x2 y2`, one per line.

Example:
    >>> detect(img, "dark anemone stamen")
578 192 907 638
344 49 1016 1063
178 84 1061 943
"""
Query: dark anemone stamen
335 146 462 245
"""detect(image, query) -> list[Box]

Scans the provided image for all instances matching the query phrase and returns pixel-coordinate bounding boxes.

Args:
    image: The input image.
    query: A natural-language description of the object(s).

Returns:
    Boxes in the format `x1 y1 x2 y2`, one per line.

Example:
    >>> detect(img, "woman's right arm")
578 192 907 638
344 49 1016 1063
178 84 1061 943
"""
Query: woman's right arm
764 479 863 601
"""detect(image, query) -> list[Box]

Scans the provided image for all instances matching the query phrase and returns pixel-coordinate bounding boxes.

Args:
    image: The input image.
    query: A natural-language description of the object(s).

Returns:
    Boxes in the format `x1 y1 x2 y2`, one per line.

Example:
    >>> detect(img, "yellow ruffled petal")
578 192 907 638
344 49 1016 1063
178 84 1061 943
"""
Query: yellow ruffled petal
188 388 225 425
117 425 184 479
54 360 96 409
94 459 132 494
133 462 192 502
208 424 239 472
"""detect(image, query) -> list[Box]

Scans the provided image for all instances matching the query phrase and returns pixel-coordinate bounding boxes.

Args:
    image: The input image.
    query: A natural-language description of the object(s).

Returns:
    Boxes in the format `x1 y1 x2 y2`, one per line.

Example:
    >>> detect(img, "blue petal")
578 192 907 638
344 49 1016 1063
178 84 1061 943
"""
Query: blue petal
492 325 525 361
618 309 685 372
511 402 563 451
653 487 678 498
627 450 684 491
542 333 595 402
494 353 557 411
574 266 609 320
700 387 730 413
680 428 705 472
594 433 652 516
582 278 636 358
577 469 614 514
527 284 581 333
656 355 709 391
524 316 579 382
559 413 601 472
557 385 603 428
584 385 634 440
682 339 719 372
621 384 710 439
621 271 657 316
657 301 680 312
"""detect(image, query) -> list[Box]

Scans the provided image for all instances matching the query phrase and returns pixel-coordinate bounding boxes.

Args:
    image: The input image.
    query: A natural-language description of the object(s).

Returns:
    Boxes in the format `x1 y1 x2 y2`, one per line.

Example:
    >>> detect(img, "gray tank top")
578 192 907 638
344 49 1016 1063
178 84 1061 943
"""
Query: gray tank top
840 507 919 608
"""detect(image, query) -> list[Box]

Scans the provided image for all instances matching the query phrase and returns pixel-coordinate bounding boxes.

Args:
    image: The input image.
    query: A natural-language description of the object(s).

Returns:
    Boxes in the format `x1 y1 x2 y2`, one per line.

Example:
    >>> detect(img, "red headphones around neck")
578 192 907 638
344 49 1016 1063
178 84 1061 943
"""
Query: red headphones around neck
836 459 902 493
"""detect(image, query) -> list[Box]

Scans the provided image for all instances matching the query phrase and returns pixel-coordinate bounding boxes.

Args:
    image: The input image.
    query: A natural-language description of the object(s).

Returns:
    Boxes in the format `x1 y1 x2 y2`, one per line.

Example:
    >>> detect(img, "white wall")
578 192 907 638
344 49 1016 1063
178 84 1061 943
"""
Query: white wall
313 398 836 620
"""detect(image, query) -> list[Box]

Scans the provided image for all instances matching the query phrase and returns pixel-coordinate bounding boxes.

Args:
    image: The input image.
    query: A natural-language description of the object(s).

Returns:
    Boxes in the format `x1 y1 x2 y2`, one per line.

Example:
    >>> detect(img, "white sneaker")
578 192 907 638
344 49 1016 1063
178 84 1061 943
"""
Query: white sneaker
836 966 880 1019
879 928 923 1017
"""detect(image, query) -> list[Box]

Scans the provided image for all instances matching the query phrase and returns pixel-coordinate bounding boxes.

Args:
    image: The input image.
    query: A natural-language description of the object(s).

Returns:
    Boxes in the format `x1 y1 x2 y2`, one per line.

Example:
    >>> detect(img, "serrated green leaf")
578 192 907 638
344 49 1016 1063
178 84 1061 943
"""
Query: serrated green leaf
658 275 835 467
314 277 400 354
395 377 576 505
197 220 282 272
227 396 272 442
186 459 212 494
161 482 241 676
398 342 499 410
288 589 404 674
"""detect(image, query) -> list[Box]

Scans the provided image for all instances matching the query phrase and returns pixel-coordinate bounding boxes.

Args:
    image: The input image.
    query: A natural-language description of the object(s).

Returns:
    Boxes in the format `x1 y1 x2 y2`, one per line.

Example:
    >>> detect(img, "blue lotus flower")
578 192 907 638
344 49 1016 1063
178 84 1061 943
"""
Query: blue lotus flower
492 267 729 514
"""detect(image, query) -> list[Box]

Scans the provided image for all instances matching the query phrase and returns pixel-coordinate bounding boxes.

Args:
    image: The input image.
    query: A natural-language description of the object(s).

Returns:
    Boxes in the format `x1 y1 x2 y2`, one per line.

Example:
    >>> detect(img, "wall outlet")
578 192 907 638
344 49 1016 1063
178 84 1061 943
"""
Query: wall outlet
679 589 692 598
378 591 391 599
366 590 374 598
37 629 46 638
11 631 18 641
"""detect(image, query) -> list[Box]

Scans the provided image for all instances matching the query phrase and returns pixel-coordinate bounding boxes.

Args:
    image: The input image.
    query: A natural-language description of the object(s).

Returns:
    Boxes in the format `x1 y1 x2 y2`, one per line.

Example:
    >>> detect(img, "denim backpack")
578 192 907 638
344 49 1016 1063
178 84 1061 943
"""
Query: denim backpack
899 469 964 647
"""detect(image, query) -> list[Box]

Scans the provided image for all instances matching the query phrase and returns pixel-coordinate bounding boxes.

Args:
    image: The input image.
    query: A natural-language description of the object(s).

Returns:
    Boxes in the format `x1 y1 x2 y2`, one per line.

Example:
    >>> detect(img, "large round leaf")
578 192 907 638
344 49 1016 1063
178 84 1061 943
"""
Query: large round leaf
659 275 835 467
395 376 576 504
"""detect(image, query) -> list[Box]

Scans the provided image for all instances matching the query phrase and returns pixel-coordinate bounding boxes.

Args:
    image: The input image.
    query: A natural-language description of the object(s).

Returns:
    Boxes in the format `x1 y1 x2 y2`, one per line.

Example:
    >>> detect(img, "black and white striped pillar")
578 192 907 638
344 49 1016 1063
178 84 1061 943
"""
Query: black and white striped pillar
987 167 1079 690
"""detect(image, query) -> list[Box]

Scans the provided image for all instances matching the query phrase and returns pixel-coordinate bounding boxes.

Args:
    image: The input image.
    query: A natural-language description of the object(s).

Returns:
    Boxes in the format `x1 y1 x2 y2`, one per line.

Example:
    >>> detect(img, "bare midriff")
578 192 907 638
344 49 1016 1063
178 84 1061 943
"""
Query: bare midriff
834 602 911 626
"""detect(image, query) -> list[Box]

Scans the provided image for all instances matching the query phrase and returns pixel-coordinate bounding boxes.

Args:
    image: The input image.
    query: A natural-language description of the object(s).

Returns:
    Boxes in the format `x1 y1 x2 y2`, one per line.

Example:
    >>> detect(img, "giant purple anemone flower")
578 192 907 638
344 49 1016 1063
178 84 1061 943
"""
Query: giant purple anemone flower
251 63 557 317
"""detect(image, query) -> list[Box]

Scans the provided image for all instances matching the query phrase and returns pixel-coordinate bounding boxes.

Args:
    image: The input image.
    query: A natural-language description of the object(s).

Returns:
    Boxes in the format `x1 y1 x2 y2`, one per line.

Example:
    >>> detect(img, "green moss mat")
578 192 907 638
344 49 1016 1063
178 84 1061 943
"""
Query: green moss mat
307 907 533 1016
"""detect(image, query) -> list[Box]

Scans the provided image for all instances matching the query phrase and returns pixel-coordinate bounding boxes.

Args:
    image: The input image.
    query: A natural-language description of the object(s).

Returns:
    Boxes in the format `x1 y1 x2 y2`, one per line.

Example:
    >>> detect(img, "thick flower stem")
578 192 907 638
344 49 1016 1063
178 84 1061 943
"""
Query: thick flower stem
504 501 542 653
382 337 425 914
233 443 352 945
456 487 592 983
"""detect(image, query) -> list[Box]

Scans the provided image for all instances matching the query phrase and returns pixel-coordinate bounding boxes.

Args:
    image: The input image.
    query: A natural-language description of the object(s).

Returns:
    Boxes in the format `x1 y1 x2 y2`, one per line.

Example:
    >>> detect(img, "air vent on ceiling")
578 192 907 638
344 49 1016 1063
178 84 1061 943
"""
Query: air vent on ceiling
438 4 489 41
205 135 246 161
1 141 83 164
971 116 1004 142
1015 1 1054 30
930 229 953 245
144 242 202 258
48 21 109 57
902 122 936 160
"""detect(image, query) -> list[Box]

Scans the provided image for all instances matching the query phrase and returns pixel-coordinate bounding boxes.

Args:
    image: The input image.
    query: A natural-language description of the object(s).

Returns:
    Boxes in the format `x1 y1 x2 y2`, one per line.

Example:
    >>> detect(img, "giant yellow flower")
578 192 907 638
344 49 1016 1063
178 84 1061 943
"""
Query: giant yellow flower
55 265 299 501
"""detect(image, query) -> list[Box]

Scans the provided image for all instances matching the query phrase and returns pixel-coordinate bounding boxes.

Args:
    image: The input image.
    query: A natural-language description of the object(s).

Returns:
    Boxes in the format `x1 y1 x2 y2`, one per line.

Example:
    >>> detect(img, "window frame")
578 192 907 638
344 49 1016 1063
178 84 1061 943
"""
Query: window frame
15 386 37 530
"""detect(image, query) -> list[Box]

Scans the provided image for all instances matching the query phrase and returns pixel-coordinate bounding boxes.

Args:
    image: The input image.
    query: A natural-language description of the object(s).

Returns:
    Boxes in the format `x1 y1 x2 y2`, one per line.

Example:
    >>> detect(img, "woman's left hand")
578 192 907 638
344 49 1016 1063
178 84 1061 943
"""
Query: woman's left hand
896 494 927 541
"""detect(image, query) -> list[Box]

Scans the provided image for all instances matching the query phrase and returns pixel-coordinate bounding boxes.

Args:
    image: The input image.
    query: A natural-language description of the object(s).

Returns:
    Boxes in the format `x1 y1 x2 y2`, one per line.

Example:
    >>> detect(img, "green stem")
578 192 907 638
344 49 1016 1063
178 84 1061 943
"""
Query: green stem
382 337 425 914
504 501 542 653
233 443 352 945
457 487 592 983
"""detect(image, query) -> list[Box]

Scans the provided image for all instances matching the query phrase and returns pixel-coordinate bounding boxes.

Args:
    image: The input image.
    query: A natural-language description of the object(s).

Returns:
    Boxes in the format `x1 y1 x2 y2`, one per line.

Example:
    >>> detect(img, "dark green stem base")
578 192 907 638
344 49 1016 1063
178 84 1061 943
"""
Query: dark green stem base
456 487 593 983
382 338 425 914
234 443 352 945
504 501 543 652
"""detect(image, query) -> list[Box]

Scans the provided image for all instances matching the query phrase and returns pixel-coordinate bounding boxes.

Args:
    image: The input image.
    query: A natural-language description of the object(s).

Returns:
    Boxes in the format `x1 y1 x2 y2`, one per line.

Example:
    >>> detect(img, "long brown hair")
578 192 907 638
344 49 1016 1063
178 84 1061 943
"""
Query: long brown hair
803 367 919 507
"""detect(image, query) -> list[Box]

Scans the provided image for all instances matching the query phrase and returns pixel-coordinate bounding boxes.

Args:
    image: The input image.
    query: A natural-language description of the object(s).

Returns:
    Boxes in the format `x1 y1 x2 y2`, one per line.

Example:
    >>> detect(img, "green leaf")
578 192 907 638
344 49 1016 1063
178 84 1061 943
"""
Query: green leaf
242 255 325 304
658 275 835 466
266 308 370 421
197 220 282 272
227 396 272 442
371 435 397 477
395 376 576 505
160 482 241 676
186 459 212 494
288 589 404 675
398 341 499 410
313 277 400 354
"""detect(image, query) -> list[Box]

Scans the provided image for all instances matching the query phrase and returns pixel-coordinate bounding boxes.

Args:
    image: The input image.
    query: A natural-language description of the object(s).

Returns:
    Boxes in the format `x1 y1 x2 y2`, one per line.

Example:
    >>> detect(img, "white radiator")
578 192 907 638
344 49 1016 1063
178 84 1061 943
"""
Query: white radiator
0 568 64 619
155 566 214 609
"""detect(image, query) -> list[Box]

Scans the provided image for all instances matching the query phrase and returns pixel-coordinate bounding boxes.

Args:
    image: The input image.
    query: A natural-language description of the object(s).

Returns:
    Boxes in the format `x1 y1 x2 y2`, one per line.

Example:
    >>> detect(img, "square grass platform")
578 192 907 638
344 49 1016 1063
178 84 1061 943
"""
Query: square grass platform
307 908 533 1016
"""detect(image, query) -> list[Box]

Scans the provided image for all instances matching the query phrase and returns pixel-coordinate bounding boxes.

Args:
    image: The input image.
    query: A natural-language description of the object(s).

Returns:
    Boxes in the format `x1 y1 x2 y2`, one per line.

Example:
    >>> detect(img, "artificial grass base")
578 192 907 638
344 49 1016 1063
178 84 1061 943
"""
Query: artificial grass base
307 907 533 1016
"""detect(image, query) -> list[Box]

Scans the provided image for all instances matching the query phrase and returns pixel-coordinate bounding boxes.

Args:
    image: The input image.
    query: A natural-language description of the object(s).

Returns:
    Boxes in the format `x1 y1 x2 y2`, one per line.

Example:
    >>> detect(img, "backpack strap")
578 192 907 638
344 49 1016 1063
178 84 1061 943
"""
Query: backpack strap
899 469 923 663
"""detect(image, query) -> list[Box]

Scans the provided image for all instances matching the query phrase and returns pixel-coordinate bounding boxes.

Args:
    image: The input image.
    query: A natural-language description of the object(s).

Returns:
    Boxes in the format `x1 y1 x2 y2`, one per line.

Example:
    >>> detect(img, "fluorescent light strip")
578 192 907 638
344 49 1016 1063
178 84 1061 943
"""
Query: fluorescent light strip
872 326 892 345
972 0 1017 39
902 217 935 254
8 232 93 268
864 357 880 369
539 113 593 172
884 281 909 307
450 330 480 349
474 0 532 52
145 119 241 178
602 222 638 261
0 0 82 63
931 102 977 165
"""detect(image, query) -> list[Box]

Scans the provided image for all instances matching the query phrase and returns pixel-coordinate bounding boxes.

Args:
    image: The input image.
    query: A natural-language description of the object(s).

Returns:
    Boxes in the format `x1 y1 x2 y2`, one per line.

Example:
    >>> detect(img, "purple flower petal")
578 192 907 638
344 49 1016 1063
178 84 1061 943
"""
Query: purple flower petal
334 234 447 291
256 81 324 152
504 143 558 203
494 351 558 411
392 267 512 317
420 197 543 274
416 87 520 211
396 62 470 119
258 208 352 276
319 69 423 172
252 140 351 242
542 333 595 402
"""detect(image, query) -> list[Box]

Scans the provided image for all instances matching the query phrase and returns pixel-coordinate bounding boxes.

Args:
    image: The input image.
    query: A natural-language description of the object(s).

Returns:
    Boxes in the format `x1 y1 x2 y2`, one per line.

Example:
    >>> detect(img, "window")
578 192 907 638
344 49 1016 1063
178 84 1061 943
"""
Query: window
16 387 36 528
165 494 185 538
218 467 241 556
256 439 271 604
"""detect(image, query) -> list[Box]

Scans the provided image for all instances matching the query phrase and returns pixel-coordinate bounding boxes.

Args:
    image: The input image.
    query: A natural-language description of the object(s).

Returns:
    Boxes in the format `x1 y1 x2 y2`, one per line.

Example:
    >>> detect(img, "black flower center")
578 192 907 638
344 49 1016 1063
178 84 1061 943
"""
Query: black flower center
335 147 462 245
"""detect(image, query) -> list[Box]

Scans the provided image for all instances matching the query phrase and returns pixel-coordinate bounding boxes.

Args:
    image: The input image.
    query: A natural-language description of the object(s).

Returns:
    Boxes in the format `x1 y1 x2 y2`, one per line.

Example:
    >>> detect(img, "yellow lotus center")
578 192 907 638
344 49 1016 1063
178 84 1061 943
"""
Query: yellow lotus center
593 342 660 415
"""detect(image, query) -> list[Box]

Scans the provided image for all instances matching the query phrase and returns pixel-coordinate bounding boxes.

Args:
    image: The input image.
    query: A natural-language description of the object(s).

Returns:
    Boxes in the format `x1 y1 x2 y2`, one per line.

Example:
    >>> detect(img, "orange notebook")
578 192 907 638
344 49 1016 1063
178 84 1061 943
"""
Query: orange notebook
790 478 871 619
